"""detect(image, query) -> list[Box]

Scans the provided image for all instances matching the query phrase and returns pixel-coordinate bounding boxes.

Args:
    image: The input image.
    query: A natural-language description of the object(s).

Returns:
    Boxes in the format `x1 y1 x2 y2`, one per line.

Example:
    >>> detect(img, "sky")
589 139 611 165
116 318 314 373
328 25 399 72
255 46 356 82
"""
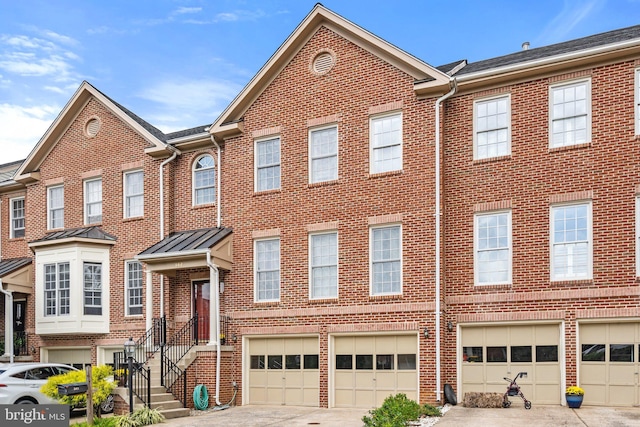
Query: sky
1 0 639 164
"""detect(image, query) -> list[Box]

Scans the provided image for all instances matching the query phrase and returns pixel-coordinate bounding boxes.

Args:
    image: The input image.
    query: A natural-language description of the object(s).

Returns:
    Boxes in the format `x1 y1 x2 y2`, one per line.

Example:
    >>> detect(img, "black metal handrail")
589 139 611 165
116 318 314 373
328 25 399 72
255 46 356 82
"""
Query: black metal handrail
133 317 165 365
0 331 28 356
162 355 187 407
162 313 198 373
112 352 151 408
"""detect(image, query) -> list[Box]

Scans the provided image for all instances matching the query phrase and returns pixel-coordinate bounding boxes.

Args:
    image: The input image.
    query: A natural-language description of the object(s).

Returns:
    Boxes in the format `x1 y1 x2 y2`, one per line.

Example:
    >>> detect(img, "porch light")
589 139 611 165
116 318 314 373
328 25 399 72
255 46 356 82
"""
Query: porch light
124 337 136 358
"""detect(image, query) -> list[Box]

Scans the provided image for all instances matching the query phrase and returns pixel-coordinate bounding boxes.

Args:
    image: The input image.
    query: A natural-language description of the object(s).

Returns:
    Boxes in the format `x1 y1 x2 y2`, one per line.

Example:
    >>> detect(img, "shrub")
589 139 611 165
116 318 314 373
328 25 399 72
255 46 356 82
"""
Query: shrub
362 393 440 427
114 407 165 427
40 365 115 413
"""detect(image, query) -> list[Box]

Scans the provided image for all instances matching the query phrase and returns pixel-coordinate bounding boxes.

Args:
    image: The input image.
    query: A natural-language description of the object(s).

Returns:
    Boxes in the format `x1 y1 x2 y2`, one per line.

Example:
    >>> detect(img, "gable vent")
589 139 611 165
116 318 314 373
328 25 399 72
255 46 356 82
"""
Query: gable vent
85 118 101 137
313 52 335 75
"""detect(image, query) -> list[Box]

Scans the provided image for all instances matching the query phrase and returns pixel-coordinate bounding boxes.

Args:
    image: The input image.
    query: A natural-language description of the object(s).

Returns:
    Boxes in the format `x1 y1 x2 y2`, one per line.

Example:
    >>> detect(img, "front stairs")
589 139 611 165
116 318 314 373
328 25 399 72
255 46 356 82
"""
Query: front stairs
116 352 193 419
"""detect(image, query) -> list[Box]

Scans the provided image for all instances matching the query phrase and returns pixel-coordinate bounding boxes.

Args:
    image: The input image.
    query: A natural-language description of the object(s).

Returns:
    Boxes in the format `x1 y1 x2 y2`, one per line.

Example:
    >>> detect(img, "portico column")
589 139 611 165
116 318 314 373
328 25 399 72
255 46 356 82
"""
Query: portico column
1 286 13 361
145 269 153 331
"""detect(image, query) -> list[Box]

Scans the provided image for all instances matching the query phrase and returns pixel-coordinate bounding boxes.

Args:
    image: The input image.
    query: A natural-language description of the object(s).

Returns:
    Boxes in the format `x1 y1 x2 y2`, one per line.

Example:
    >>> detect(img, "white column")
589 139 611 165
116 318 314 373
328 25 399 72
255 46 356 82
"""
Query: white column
145 269 153 331
1 287 14 361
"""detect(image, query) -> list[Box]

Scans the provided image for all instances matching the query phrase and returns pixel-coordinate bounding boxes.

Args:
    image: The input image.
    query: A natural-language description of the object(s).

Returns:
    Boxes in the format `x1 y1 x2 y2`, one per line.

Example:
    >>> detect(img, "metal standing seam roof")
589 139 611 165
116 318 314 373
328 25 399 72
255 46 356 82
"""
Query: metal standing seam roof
138 227 232 256
0 257 32 277
451 24 640 76
29 226 117 244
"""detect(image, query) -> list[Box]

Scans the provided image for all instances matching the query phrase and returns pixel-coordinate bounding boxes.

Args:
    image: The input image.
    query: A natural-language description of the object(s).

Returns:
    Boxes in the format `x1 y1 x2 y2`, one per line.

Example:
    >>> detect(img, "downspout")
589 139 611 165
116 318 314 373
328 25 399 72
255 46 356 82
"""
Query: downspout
210 135 222 228
206 250 222 406
0 281 14 363
434 78 457 402
157 148 180 323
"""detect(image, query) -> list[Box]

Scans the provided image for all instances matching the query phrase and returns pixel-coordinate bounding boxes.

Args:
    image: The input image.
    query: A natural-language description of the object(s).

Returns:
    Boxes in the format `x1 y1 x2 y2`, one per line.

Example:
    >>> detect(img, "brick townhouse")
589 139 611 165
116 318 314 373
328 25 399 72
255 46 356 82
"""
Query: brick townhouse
1 4 639 412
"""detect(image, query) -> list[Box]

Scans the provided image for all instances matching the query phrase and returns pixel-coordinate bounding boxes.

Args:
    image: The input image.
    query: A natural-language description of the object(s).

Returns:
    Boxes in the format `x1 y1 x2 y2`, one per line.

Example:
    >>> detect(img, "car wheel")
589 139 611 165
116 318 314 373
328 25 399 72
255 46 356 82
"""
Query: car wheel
100 394 114 413
16 398 37 404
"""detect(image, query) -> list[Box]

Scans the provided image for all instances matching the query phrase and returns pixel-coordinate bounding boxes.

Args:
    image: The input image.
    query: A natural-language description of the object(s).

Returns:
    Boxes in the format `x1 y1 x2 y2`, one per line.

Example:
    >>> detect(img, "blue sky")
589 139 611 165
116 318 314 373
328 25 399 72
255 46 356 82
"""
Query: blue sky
1 0 639 163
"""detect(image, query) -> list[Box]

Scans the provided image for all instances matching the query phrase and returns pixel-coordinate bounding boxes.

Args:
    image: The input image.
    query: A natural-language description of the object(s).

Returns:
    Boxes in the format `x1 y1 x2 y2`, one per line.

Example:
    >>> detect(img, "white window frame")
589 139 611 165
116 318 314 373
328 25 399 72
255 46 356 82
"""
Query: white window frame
123 170 144 218
473 94 511 160
369 224 402 296
550 202 592 281
474 210 512 286
254 237 280 302
83 262 102 315
254 136 281 192
309 231 338 299
549 79 591 148
125 260 143 316
10 196 25 238
370 112 402 174
309 125 338 184
47 185 64 230
44 262 70 317
192 154 215 206
84 177 102 225
635 68 640 136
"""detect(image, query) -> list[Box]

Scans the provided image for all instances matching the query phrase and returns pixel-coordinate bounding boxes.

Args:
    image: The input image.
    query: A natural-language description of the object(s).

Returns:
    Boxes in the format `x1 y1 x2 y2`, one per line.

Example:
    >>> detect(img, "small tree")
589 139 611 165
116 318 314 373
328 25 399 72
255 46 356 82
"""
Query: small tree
41 365 115 415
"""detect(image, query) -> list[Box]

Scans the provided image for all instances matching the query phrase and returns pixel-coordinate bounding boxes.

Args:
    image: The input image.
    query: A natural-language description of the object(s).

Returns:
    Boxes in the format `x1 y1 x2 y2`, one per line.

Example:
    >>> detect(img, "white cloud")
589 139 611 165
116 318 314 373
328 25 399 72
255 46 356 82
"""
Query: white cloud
173 7 202 15
534 0 604 45
0 103 59 163
214 9 267 23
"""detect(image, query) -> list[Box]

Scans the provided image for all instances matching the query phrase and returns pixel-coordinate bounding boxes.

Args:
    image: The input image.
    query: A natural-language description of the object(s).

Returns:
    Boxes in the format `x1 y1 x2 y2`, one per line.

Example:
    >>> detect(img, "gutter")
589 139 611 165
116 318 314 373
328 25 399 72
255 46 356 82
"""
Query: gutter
434 78 457 402
0 280 14 363
206 250 223 406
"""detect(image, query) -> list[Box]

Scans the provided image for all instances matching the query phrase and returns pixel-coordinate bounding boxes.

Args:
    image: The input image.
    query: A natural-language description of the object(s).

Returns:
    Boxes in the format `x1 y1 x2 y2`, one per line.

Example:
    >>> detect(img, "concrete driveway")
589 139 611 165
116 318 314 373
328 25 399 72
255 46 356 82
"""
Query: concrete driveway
157 404 640 427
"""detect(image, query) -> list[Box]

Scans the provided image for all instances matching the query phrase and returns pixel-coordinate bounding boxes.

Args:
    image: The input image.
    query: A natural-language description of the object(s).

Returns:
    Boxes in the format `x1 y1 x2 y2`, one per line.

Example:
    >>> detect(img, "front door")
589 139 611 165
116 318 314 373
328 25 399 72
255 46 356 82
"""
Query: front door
193 281 210 342
13 300 26 333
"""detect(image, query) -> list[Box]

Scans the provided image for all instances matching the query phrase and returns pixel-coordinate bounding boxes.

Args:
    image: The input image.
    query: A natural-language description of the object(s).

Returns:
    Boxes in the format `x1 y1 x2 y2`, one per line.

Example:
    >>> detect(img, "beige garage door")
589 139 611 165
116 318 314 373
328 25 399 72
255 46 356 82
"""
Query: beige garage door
461 324 561 404
247 336 319 406
46 348 91 369
333 334 418 408
580 323 639 406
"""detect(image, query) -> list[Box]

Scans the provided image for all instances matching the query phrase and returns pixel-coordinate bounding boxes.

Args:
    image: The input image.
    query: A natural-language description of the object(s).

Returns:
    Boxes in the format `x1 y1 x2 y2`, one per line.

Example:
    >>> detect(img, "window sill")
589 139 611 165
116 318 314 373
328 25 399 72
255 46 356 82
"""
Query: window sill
369 170 403 179
254 189 281 196
548 142 591 153
8 236 25 241
550 279 593 286
309 297 338 304
308 179 339 188
253 300 280 307
473 155 511 165
191 203 216 210
369 293 402 301
122 216 144 223
473 283 512 290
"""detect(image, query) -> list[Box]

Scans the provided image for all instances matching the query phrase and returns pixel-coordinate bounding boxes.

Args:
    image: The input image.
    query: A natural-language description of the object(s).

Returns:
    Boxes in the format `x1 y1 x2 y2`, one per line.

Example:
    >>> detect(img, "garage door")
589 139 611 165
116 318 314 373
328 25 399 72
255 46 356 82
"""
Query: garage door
333 334 418 408
247 336 319 406
580 323 640 406
46 348 91 370
461 324 561 404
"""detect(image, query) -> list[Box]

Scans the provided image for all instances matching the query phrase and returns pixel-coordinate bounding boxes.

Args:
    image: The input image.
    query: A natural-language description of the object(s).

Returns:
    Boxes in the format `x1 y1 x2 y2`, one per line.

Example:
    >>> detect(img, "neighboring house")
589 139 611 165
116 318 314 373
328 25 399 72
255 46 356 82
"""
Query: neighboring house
1 3 639 412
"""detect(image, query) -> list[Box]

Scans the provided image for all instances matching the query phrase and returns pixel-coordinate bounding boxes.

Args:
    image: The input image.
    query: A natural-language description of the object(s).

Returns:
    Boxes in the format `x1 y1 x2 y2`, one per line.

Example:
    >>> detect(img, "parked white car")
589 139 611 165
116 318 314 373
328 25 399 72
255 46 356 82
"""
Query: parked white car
0 362 77 405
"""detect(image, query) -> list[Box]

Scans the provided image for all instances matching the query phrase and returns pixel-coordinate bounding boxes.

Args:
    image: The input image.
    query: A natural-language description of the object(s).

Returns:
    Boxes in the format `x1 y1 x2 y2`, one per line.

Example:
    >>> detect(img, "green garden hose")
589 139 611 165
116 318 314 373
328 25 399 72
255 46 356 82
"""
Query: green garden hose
193 384 209 410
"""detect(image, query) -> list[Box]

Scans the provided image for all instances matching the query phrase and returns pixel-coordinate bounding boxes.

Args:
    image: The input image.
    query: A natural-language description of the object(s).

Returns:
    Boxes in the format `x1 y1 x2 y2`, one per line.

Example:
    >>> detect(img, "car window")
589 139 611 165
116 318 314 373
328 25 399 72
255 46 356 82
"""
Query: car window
55 366 73 375
10 371 27 379
26 367 55 380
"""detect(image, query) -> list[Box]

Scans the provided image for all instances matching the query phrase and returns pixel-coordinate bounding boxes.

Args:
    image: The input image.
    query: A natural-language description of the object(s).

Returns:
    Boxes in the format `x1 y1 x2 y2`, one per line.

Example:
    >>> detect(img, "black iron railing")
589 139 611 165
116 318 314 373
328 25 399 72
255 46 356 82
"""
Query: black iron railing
133 317 165 365
0 331 28 356
163 355 187 407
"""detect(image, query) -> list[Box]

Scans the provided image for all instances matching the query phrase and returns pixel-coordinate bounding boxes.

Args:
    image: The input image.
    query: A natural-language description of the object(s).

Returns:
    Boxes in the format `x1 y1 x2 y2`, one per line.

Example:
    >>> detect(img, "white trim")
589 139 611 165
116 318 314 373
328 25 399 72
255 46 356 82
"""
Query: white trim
550 201 593 281
308 230 339 300
192 153 216 206
473 94 511 160
254 237 281 303
636 196 640 277
123 169 144 219
254 135 281 193
124 260 143 317
308 124 339 184
83 177 102 225
369 111 403 174
635 68 640 136
47 184 64 230
369 223 403 296
548 78 592 148
474 210 512 286
9 196 25 239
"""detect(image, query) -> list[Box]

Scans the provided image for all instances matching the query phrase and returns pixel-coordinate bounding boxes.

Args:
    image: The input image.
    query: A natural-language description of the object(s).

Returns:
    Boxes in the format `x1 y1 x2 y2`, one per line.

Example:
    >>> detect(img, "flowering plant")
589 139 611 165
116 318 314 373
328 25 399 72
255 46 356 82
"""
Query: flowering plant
566 386 584 396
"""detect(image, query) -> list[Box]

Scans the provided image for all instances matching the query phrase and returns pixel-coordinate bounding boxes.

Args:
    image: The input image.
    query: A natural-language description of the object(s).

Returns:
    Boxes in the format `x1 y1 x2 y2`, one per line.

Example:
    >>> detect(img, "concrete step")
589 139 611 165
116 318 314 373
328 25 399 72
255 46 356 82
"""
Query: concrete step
160 407 191 419
150 393 177 403
150 399 184 411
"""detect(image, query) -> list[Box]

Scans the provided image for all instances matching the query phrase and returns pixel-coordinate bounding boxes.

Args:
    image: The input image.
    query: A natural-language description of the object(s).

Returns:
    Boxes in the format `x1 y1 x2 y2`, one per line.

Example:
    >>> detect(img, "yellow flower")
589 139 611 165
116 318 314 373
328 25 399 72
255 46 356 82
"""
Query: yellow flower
566 386 585 396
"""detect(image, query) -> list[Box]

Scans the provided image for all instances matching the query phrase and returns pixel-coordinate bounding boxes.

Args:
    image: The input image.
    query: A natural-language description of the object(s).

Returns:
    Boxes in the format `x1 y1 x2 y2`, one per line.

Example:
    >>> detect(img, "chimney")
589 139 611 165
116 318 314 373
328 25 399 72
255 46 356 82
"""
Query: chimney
522 41 530 51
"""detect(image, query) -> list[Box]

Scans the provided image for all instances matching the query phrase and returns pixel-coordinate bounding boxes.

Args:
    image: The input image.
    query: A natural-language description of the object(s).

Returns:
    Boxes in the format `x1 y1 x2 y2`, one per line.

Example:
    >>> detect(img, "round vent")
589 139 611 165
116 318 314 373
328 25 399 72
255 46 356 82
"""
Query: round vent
85 118 101 137
313 52 335 75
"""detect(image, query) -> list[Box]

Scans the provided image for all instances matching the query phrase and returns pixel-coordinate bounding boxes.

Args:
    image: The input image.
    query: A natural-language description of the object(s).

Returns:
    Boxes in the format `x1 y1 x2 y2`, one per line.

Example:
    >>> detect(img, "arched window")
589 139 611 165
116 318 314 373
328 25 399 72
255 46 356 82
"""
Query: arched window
193 154 215 205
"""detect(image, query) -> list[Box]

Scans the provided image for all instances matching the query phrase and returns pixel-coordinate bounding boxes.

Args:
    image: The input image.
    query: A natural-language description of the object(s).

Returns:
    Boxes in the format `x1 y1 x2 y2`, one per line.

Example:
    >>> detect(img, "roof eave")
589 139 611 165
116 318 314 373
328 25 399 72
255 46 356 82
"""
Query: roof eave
28 236 117 249
169 132 215 152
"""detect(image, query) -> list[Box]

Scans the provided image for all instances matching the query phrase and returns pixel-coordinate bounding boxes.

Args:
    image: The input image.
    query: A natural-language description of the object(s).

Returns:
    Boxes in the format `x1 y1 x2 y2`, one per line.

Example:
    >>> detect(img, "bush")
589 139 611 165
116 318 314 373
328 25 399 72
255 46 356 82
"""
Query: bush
114 407 165 427
362 393 441 427
40 365 115 413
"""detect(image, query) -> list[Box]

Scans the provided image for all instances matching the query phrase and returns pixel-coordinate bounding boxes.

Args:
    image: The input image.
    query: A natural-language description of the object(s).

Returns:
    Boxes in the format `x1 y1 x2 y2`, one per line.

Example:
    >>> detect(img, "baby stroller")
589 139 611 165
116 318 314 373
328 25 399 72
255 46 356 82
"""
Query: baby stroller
502 372 532 409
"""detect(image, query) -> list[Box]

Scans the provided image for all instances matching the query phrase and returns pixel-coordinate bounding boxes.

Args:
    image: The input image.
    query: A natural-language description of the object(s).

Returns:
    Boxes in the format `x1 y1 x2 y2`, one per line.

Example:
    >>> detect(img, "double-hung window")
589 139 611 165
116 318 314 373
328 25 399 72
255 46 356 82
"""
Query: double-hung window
48 185 64 229
124 170 143 218
83 262 102 315
10 197 25 238
371 225 401 295
255 137 281 192
193 154 215 205
310 232 338 299
310 126 338 183
255 238 280 301
370 112 402 174
550 80 591 148
475 211 511 285
474 96 510 159
84 178 102 224
551 203 591 280
44 262 70 316
125 261 143 316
